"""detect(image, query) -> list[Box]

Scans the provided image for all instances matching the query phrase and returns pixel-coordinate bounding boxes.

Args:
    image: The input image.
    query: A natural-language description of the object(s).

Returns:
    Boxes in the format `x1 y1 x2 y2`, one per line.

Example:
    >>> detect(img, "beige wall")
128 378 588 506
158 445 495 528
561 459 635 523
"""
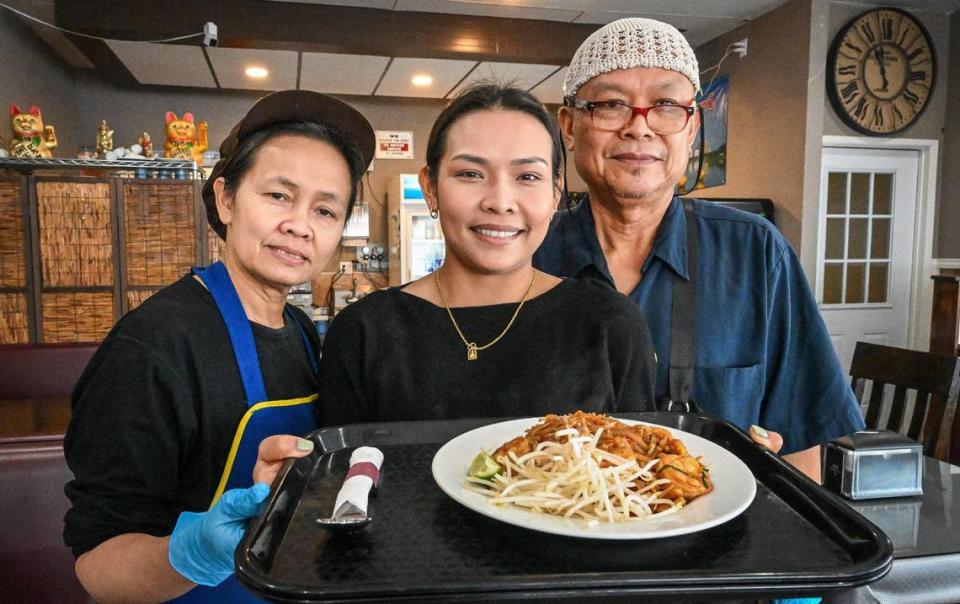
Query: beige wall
821 3 954 260
938 11 960 258
692 0 959 265
800 0 831 278
0 9 79 153
334 96 446 255
693 0 814 251
821 4 949 140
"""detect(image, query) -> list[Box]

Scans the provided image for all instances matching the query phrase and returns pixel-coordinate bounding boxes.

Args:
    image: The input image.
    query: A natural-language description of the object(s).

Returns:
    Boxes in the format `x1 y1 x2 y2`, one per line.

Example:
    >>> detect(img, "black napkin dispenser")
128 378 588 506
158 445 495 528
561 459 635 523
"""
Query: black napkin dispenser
822 430 923 500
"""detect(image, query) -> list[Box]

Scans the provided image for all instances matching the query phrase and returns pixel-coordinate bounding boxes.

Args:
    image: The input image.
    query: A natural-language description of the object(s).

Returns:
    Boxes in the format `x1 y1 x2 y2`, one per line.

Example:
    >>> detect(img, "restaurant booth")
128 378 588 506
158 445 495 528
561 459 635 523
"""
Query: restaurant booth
2 0 960 602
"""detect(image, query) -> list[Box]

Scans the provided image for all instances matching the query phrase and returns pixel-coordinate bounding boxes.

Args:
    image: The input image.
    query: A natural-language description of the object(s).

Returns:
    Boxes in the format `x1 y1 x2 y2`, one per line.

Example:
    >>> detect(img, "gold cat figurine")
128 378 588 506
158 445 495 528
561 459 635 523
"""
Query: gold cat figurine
9 105 57 159
164 112 207 165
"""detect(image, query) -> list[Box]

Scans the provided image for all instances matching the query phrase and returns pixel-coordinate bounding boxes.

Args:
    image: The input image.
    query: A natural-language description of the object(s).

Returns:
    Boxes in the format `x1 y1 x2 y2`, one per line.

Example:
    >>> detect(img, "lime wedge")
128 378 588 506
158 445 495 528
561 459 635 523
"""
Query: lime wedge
468 452 502 479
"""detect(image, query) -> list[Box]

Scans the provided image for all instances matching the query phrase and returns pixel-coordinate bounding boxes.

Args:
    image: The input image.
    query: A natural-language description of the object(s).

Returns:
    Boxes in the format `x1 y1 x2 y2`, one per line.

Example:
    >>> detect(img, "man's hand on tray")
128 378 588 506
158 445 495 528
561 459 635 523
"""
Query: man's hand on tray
749 425 784 453
750 425 822 484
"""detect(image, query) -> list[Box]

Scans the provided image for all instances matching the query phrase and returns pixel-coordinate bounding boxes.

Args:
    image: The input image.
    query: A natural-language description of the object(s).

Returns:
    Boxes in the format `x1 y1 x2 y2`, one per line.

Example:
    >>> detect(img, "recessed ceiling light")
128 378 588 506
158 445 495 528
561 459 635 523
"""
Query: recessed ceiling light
245 66 269 79
411 74 433 87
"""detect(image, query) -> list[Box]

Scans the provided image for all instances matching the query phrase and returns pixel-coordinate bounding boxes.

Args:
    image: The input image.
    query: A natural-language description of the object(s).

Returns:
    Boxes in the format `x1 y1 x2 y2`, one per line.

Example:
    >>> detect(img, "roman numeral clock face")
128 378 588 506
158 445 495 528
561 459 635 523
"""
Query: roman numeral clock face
828 8 936 135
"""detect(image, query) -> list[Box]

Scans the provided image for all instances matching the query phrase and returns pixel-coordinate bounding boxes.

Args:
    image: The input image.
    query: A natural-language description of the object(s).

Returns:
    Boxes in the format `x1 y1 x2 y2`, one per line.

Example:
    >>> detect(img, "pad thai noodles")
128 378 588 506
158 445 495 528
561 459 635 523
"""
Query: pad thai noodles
464 411 712 523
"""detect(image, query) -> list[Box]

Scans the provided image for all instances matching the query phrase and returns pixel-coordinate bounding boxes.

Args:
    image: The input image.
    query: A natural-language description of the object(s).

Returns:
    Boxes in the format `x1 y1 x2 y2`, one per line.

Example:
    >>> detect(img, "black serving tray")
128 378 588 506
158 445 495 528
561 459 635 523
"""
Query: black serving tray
236 413 893 602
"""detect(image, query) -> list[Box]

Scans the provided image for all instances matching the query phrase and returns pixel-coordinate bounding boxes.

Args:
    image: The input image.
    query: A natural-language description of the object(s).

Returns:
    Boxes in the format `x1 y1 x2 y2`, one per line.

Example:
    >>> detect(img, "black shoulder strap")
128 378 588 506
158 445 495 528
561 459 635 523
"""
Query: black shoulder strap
665 198 698 412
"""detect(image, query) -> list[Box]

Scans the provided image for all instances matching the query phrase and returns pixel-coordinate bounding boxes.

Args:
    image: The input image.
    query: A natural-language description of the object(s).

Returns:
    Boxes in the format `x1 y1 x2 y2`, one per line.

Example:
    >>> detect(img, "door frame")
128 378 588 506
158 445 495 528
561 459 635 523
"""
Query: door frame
821 135 939 351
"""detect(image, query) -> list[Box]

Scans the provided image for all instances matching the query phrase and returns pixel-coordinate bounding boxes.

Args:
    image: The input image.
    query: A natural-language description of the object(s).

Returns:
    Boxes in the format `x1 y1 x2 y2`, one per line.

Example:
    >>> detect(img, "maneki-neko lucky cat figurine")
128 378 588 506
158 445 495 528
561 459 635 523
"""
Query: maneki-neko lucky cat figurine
9 104 57 159
164 112 207 165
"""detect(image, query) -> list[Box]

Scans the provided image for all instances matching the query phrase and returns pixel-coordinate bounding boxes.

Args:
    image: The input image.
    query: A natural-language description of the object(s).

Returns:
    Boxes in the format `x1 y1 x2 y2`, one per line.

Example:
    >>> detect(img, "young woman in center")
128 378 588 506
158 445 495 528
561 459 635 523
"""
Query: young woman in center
318 83 656 425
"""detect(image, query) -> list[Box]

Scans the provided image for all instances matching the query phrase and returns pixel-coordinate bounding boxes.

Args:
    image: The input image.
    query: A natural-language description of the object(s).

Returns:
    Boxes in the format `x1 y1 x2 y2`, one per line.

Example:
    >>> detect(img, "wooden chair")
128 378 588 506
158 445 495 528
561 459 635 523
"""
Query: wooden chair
929 272 960 356
849 341 960 462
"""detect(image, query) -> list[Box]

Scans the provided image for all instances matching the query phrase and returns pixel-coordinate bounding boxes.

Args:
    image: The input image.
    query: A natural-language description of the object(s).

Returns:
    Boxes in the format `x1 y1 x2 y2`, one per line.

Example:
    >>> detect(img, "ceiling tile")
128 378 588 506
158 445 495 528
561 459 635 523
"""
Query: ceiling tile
681 18 751 47
571 0 763 16
529 67 566 104
206 47 298 91
395 0 583 22
300 52 389 95
263 0 799 24
376 57 477 98
448 62 561 98
106 41 215 88
262 0 396 10
263 0 396 6
655 13 746 46
572 0 788 45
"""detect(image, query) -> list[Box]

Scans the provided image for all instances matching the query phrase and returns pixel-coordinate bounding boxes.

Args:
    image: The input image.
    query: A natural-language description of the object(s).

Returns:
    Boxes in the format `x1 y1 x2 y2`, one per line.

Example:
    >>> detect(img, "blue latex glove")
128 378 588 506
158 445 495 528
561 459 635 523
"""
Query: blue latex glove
168 483 270 586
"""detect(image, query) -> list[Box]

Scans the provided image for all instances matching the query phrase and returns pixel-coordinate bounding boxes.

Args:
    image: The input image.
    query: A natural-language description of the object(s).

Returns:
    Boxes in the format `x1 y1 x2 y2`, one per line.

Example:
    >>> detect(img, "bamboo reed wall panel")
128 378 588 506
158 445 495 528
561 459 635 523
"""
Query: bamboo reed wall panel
0 293 29 344
37 182 113 287
207 226 223 263
9 178 202 343
41 291 114 342
123 183 196 285
127 289 158 311
0 180 25 288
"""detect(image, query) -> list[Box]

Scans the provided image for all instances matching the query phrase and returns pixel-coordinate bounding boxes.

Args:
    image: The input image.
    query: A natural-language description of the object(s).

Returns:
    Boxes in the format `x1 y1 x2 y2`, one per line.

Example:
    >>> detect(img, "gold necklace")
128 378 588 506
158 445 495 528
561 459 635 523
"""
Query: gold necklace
435 269 537 361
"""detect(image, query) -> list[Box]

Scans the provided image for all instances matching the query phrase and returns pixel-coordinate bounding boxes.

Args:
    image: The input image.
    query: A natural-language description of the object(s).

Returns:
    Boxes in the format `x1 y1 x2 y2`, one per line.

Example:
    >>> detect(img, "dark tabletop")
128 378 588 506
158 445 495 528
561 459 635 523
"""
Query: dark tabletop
826 457 960 604
845 457 960 557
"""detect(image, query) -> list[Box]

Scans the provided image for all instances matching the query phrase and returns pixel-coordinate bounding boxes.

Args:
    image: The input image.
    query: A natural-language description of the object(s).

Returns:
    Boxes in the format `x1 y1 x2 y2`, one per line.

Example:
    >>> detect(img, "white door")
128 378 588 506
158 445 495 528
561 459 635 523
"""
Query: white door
817 147 919 374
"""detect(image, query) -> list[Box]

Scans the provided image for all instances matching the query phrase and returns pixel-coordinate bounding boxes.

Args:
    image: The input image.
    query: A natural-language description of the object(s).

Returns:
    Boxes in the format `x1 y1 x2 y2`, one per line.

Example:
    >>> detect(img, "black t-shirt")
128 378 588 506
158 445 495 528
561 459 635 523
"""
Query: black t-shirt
319 278 656 425
63 274 321 558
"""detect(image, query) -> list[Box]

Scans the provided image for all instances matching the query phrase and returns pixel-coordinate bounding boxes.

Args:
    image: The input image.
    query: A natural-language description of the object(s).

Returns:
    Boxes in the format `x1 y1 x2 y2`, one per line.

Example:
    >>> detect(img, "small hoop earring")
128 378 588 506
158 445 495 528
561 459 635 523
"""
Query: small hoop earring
430 208 439 220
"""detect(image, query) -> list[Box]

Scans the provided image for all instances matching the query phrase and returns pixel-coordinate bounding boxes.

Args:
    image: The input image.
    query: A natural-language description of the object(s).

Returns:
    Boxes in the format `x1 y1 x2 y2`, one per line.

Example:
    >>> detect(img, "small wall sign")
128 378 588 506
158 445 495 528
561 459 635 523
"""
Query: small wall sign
375 131 414 159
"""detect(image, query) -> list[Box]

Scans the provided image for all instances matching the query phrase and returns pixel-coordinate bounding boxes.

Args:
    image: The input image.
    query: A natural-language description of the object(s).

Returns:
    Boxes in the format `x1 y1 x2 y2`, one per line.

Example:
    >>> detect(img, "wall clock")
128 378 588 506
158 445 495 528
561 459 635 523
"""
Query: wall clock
827 8 936 135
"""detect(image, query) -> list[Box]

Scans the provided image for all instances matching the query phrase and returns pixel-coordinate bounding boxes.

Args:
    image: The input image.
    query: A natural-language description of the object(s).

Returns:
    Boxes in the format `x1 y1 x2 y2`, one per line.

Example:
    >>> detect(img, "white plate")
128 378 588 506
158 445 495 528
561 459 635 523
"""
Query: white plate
431 417 756 540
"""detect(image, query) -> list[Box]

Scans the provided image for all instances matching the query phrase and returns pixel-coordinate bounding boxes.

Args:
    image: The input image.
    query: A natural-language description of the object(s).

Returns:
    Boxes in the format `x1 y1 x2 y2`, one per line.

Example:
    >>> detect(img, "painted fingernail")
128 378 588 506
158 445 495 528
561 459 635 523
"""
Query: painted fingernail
296 438 314 452
751 425 769 439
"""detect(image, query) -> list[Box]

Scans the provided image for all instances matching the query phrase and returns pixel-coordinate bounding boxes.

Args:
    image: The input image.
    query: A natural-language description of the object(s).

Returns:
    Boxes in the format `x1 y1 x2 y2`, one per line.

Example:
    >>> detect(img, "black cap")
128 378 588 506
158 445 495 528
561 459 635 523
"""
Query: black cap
202 90 376 239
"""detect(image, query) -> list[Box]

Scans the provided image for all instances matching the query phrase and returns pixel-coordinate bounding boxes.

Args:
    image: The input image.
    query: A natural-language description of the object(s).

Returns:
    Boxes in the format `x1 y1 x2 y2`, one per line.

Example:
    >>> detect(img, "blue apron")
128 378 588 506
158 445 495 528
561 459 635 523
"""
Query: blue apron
172 261 318 602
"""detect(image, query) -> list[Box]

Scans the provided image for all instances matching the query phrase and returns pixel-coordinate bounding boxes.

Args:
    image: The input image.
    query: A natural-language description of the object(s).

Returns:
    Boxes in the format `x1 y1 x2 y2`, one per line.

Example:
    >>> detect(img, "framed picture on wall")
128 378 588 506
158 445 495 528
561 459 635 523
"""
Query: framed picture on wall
681 75 729 191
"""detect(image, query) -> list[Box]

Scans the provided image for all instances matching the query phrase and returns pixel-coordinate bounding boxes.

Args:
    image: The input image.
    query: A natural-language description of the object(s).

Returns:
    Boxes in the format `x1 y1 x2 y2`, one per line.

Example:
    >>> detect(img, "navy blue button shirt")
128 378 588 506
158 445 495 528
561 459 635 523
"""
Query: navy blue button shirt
534 195 865 454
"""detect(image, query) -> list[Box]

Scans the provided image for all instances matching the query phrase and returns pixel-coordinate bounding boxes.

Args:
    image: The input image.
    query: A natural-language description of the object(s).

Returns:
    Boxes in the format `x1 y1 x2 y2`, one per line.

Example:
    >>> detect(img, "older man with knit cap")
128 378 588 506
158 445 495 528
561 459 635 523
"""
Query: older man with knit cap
535 18 864 482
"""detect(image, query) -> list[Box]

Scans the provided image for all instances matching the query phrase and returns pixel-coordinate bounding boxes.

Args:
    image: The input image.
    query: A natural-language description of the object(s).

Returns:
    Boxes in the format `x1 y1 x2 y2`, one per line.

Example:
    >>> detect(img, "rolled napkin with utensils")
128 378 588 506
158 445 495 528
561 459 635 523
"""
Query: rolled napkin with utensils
318 446 383 529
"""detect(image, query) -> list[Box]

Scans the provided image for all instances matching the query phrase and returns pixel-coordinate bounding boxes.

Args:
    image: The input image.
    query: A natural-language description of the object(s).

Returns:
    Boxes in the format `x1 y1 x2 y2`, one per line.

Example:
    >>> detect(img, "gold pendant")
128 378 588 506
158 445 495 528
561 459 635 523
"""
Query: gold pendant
467 343 478 361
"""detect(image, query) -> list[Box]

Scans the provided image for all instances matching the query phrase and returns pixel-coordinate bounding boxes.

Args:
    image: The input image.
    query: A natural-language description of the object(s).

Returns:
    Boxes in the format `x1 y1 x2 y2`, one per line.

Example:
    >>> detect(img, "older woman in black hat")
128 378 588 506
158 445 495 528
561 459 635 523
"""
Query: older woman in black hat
63 91 375 602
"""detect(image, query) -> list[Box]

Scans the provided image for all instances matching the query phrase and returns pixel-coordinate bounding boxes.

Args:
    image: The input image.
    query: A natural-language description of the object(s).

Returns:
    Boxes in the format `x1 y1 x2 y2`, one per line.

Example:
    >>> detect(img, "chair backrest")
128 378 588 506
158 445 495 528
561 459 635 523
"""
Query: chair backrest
849 341 960 459
0 343 99 439
0 343 98 400
0 436 93 603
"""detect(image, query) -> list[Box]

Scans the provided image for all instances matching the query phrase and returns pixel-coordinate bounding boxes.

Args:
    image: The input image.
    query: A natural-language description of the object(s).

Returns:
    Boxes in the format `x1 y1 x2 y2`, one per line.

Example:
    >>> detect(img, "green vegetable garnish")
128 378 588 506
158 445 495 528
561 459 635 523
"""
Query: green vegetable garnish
468 452 503 479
